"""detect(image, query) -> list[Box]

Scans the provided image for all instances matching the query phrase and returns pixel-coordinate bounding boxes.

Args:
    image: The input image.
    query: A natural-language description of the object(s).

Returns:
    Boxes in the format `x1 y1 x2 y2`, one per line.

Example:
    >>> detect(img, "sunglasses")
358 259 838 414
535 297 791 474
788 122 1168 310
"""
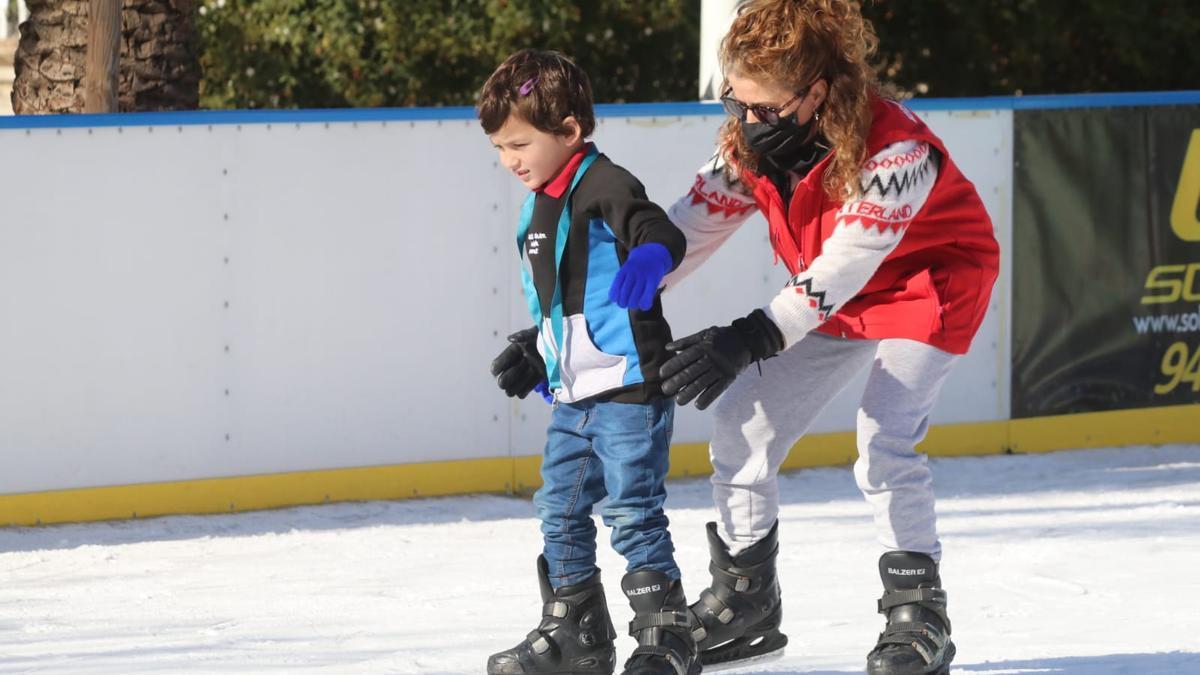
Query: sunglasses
720 86 810 126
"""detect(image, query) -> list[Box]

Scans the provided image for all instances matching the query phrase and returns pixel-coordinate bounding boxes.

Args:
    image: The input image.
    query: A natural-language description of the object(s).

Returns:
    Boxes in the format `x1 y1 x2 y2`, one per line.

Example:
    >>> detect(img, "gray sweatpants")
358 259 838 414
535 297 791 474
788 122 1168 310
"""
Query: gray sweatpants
709 332 958 560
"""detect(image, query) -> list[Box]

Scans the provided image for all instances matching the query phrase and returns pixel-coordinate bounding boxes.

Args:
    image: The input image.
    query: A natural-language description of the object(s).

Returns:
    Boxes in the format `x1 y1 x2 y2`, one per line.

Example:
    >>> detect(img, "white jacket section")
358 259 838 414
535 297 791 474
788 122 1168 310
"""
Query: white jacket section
537 314 629 404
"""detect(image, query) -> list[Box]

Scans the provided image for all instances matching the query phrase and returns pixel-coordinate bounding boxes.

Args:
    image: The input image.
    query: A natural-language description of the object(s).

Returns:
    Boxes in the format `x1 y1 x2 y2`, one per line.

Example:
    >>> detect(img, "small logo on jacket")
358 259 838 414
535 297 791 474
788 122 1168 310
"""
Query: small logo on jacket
625 584 662 597
526 232 547 256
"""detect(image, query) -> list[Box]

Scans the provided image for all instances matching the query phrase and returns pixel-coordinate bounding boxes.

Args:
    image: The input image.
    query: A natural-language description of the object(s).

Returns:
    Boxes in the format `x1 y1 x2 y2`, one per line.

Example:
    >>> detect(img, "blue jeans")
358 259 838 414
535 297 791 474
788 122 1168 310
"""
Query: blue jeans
535 396 679 589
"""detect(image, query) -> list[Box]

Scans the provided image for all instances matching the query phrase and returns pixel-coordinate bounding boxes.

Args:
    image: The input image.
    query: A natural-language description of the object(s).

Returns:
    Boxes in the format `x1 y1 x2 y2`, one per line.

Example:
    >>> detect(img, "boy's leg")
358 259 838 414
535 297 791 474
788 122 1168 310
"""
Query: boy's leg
589 396 678 578
591 397 700 673
853 338 959 559
710 332 876 553
535 400 609 588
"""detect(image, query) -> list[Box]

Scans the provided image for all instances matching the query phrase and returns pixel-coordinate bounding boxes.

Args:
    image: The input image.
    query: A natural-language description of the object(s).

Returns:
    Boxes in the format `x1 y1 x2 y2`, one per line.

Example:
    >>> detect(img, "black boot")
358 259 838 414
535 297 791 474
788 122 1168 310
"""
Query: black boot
620 569 701 675
866 551 955 675
688 521 787 668
488 555 617 675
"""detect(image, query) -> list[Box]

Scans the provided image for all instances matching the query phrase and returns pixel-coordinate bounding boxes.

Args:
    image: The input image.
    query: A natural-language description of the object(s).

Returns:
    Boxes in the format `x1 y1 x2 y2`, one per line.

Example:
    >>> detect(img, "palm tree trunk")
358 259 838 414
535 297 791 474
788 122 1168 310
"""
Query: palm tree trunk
84 0 120 111
122 0 199 111
13 0 197 114
12 0 87 114
1 36 15 115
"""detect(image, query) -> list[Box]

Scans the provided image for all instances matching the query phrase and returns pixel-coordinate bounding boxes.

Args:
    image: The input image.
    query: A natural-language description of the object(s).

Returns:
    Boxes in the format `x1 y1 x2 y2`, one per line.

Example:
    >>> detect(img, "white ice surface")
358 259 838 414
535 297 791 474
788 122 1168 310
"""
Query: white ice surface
2 445 1199 674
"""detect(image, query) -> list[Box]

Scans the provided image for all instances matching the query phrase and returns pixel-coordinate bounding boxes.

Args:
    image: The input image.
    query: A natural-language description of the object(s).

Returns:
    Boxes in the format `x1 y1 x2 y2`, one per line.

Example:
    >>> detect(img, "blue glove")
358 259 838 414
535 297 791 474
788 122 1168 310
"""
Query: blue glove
609 243 673 311
533 380 554 404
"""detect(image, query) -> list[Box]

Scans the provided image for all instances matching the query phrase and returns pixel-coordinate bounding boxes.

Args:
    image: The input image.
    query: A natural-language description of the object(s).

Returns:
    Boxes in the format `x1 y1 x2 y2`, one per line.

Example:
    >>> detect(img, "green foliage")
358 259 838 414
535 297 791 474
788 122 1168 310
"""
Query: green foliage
197 0 698 109
197 0 1195 109
864 0 1200 97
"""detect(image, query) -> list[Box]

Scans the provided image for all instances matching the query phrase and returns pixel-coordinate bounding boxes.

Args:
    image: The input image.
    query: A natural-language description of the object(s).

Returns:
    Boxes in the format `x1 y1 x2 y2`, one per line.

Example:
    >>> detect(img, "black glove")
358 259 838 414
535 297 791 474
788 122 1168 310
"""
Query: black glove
490 327 547 399
659 309 784 410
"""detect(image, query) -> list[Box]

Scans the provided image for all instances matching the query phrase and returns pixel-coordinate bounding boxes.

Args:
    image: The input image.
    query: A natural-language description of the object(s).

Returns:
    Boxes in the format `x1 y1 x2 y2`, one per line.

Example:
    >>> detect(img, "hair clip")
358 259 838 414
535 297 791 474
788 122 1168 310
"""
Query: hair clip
518 76 539 96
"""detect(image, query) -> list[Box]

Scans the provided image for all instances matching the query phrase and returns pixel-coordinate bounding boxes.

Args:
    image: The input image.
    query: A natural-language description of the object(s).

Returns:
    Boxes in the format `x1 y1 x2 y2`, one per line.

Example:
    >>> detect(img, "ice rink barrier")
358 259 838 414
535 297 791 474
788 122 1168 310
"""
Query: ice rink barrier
2 92 1198 525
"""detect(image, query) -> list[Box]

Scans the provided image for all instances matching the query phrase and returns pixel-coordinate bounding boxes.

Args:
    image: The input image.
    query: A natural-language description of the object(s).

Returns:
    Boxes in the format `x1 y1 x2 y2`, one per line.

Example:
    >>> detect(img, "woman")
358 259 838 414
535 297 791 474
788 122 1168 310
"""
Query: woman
659 1 999 673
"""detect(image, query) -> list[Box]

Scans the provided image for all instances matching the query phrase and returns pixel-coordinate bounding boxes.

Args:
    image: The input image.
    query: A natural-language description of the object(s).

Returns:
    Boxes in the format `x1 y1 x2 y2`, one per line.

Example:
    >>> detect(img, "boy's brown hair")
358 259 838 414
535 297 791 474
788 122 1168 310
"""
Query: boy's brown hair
478 49 596 139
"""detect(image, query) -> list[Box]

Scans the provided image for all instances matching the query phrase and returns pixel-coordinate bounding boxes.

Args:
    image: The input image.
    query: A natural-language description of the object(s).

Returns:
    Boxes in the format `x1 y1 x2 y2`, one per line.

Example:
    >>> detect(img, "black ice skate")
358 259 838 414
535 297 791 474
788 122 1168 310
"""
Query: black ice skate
620 569 701 675
866 551 955 675
487 555 617 675
688 521 787 670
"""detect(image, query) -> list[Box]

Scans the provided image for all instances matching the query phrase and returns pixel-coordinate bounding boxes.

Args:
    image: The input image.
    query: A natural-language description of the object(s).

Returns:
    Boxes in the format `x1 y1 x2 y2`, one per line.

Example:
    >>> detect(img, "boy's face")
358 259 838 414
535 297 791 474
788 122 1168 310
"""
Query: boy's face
489 114 583 190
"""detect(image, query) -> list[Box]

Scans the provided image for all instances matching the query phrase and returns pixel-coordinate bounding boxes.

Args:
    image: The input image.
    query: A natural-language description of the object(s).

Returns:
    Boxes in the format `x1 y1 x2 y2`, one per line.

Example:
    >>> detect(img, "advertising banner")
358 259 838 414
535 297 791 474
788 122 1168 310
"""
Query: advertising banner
1013 105 1200 417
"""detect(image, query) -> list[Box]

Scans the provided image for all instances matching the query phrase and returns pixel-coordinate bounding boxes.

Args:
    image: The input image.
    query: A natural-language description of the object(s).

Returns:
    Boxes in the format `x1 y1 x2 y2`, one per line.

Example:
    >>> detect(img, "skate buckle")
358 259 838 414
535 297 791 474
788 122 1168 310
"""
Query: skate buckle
710 563 753 592
529 633 551 655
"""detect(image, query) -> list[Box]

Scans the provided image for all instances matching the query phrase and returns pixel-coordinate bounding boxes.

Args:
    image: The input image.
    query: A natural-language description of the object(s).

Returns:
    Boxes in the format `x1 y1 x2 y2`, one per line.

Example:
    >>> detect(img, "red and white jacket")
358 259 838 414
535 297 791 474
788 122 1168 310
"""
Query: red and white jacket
665 96 1000 355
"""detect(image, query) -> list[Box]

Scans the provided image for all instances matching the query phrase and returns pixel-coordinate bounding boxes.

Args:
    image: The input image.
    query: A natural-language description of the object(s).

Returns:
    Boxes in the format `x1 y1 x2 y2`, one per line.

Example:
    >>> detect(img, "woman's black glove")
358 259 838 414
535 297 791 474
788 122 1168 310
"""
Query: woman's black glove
489 327 547 399
659 309 784 410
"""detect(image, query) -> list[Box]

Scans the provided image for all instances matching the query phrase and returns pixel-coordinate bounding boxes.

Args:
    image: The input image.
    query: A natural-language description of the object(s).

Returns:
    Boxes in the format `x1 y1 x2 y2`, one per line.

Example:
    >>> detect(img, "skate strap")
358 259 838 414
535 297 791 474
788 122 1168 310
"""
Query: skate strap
526 629 553 655
529 602 574 655
629 610 691 634
878 587 945 611
709 562 753 592
542 600 569 619
880 622 946 644
630 645 688 675
878 587 951 635
876 620 947 665
877 587 950 631
697 587 736 624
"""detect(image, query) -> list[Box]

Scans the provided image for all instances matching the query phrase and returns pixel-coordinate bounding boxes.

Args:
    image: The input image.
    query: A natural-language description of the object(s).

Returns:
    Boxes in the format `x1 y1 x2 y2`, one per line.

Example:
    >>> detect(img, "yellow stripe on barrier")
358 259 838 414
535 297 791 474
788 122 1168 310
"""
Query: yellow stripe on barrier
1009 403 1200 453
2 404 1197 527
0 457 516 527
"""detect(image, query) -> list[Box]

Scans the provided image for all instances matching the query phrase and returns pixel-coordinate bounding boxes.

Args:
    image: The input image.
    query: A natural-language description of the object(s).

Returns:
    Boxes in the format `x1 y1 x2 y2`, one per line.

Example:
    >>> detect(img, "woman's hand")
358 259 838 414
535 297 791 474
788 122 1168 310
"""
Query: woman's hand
660 309 785 409
659 325 751 409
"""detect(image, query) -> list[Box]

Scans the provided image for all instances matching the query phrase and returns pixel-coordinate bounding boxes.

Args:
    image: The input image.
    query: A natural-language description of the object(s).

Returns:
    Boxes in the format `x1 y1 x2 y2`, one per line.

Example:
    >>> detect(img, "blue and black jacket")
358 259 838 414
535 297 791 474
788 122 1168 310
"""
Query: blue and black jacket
517 144 686 403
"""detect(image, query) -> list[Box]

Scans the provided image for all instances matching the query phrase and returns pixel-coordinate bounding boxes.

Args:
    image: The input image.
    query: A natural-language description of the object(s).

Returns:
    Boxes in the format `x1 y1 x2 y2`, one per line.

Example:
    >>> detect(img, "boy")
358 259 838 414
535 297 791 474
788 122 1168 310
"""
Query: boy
479 50 700 675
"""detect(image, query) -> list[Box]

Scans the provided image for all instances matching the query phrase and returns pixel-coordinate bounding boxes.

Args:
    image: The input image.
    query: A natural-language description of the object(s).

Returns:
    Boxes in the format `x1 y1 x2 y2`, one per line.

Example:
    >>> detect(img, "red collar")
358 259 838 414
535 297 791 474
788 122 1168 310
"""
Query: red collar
538 143 592 198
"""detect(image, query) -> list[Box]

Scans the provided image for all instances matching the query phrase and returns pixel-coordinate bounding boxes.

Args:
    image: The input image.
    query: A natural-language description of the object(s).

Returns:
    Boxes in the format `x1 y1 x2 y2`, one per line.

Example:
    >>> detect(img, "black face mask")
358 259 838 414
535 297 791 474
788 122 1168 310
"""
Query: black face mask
742 115 826 176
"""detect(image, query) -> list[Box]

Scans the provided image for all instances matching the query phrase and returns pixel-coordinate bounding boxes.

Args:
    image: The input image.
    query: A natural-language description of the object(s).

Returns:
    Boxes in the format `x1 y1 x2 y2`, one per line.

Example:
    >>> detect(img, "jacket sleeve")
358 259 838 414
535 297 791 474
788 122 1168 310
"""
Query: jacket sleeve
577 161 687 271
763 140 940 348
661 157 760 290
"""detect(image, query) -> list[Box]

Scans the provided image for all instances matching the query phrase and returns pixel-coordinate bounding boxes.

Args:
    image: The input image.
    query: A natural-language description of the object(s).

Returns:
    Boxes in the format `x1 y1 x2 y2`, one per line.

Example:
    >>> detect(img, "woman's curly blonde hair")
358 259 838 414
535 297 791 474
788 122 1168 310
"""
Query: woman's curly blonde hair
719 0 882 200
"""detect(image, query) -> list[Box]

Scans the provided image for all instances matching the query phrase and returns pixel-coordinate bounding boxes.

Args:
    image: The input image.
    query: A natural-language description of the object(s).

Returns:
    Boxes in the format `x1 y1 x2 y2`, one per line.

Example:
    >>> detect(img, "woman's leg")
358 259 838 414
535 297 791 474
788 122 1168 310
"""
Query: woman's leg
710 332 877 553
692 333 875 667
853 338 959 559
856 339 959 674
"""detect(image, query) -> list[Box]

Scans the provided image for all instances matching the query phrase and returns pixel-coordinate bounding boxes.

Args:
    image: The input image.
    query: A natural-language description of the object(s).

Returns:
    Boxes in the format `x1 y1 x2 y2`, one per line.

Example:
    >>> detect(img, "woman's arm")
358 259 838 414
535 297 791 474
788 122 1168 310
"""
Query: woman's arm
661 157 760 290
764 139 940 348
659 140 940 409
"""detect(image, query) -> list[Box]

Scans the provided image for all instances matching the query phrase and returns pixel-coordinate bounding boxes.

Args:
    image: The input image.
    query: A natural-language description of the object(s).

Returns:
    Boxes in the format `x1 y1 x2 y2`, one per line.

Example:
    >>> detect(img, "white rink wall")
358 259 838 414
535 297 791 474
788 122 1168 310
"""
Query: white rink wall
0 103 1012 496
